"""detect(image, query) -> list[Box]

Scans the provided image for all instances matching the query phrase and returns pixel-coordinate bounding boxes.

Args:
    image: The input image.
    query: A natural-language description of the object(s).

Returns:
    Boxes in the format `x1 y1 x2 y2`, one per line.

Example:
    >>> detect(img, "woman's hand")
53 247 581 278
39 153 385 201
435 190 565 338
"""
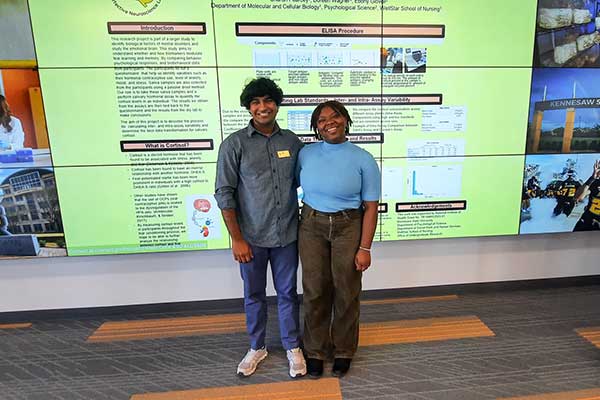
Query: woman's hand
355 248 371 271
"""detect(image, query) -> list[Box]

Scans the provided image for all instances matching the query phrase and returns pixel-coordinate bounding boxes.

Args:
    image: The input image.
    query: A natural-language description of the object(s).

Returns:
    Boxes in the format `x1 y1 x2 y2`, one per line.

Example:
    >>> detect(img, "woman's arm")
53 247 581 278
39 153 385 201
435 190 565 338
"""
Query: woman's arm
354 200 378 271
9 117 25 150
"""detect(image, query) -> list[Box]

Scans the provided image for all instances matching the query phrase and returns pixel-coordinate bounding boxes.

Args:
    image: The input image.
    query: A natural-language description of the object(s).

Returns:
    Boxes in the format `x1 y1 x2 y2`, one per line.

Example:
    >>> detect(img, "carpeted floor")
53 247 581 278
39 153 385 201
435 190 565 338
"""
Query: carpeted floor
1 283 599 399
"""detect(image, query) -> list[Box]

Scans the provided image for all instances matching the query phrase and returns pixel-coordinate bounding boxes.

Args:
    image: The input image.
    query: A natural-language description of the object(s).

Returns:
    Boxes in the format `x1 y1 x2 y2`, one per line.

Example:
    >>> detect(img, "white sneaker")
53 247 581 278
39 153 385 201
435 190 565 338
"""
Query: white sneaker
237 347 268 377
286 347 307 378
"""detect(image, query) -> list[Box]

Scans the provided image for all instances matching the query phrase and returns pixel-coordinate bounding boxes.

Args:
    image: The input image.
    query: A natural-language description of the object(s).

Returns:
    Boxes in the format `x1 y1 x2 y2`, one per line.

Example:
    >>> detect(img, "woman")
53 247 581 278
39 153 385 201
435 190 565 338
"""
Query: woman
297 100 380 378
0 95 25 150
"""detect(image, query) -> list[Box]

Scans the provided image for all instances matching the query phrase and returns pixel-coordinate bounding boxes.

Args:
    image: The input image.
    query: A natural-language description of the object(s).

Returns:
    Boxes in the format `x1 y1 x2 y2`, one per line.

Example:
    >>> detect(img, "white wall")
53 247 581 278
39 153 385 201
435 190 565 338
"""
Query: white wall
1 232 598 313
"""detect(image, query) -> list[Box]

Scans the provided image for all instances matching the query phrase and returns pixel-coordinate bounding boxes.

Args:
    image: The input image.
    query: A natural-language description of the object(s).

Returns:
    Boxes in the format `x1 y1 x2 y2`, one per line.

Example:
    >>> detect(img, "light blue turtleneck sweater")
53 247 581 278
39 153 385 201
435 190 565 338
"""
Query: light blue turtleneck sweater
297 140 381 212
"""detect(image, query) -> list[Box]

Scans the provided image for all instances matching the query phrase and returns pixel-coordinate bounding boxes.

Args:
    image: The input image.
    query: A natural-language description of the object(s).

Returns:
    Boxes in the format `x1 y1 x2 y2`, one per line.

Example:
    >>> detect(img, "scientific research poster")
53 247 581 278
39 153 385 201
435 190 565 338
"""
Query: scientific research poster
0 0 560 257
28 0 230 255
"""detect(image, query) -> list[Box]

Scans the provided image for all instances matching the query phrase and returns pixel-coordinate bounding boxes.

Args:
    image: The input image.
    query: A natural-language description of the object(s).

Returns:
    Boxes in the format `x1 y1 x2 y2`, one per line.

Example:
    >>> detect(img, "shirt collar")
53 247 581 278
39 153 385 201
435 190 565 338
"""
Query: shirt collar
246 120 281 138
321 139 350 151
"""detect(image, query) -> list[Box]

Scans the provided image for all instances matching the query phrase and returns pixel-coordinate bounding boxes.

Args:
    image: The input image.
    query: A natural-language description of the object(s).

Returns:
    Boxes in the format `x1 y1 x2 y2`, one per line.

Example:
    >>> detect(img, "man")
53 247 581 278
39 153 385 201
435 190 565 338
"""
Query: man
573 160 600 231
527 175 541 199
552 169 581 217
215 77 306 378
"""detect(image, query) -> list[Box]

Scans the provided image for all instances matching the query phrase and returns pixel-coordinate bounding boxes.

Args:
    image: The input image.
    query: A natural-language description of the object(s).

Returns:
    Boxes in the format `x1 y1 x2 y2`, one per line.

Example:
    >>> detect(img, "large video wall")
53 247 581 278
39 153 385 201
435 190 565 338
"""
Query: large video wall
0 0 598 258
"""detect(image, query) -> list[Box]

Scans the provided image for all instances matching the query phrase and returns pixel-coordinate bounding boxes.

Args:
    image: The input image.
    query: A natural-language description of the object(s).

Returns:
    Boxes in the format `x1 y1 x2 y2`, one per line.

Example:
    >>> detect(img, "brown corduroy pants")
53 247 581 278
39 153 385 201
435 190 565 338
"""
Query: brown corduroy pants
299 204 363 360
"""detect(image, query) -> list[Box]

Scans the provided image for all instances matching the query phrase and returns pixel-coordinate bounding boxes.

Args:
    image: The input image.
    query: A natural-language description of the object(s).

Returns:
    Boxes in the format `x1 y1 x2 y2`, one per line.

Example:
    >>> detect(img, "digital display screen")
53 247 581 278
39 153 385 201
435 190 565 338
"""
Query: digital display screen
1 0 597 258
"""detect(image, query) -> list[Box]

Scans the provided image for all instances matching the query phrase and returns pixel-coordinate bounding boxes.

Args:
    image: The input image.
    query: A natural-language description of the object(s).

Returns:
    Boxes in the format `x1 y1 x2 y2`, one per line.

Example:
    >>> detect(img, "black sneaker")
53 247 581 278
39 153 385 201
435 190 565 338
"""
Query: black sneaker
331 358 352 377
306 357 323 379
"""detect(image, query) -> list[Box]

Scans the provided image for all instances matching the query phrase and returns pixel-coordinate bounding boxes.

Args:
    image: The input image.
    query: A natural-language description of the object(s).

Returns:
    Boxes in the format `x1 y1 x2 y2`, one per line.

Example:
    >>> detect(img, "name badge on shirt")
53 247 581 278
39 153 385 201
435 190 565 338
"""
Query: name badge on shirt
277 150 291 158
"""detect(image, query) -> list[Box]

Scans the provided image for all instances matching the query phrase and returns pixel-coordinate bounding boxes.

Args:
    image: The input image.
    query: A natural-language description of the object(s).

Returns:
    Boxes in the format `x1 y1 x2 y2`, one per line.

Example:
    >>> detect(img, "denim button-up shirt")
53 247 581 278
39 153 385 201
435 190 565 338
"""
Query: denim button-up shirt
215 121 303 248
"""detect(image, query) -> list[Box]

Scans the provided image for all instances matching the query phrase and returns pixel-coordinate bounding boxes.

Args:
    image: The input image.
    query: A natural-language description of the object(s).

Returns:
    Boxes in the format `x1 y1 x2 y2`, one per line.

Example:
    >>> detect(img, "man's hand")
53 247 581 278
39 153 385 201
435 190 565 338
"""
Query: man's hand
232 238 253 263
355 248 371 271
593 160 600 179
220 209 253 263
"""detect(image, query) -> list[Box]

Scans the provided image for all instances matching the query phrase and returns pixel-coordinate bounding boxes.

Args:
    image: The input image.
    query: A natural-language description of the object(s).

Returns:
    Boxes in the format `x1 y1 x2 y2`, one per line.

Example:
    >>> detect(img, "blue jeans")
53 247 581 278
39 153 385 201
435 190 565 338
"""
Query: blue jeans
240 241 300 350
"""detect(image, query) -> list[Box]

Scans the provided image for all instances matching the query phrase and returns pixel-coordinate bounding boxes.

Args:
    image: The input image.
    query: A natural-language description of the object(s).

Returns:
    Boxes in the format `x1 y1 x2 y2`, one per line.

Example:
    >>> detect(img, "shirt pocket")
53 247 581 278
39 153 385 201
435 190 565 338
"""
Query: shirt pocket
276 155 295 180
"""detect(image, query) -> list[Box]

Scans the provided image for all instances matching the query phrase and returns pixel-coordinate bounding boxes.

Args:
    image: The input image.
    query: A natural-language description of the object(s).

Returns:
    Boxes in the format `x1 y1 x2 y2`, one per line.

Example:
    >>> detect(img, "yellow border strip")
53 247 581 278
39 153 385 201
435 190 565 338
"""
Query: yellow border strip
575 327 600 349
0 323 32 329
130 378 342 400
87 314 246 342
359 315 494 346
497 388 600 399
0 60 37 69
363 294 459 305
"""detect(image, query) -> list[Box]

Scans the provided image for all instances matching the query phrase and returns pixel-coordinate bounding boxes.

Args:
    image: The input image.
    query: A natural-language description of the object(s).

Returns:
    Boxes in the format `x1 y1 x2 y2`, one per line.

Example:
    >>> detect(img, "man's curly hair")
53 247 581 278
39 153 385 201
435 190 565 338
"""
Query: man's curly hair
240 77 284 109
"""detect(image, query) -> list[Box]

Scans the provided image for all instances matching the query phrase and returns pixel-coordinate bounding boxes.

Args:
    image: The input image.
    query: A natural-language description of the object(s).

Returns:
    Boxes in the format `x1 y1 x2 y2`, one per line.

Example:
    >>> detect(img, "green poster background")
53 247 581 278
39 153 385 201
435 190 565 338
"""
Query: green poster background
380 155 524 240
381 68 532 157
24 0 540 254
383 0 536 67
56 163 229 255
39 68 221 166
216 67 382 159
212 0 382 67
211 0 536 68
28 0 216 68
